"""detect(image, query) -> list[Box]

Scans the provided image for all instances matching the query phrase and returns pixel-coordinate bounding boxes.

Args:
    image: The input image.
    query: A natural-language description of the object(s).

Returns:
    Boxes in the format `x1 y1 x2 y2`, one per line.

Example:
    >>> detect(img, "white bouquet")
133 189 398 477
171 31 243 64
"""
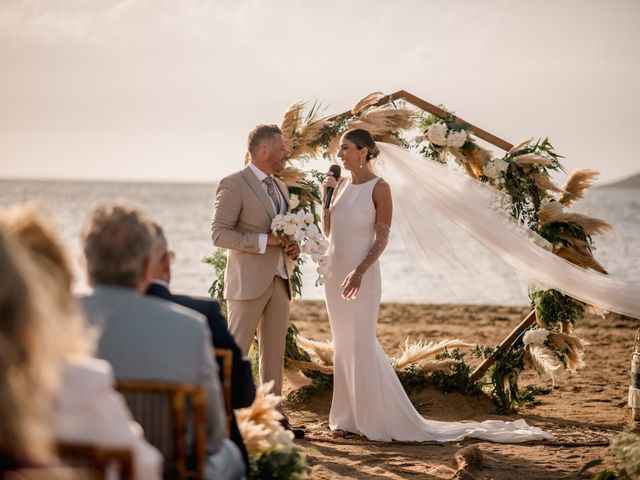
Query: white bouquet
271 210 331 285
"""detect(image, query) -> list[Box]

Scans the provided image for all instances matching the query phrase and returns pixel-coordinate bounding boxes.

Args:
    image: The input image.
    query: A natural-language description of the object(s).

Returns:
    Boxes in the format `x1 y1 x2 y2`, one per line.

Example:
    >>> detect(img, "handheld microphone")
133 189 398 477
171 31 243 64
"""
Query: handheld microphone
324 164 342 209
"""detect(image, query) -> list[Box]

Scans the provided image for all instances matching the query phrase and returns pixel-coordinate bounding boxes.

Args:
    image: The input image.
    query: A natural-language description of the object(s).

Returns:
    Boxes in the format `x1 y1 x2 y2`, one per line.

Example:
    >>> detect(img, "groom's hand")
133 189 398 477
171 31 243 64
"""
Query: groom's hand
266 233 282 246
282 235 300 260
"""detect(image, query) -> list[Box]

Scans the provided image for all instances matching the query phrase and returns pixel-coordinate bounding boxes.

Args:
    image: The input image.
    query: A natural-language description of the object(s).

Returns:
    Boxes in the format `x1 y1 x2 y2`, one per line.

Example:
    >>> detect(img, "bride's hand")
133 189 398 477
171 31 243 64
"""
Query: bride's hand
341 269 363 300
322 172 338 205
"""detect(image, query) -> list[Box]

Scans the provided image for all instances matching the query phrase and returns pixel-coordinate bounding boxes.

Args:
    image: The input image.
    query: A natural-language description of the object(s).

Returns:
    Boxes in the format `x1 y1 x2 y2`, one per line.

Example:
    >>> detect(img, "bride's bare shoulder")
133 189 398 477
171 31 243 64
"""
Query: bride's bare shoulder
373 177 391 192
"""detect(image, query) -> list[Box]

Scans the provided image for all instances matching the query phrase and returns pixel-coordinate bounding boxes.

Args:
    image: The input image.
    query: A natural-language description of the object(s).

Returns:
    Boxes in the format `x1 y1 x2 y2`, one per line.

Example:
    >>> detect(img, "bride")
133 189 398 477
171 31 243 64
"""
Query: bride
320 128 553 443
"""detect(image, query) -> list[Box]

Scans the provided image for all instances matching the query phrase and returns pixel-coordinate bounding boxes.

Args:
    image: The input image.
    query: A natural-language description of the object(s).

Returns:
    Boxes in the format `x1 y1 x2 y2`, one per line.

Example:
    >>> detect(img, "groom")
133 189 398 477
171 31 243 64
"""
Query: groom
211 124 301 431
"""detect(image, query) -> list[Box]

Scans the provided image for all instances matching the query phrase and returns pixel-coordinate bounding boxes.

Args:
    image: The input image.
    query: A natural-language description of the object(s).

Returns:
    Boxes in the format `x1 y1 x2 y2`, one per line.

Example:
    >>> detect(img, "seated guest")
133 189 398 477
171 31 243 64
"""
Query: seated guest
78 204 244 480
146 222 256 468
0 230 61 475
0 205 162 480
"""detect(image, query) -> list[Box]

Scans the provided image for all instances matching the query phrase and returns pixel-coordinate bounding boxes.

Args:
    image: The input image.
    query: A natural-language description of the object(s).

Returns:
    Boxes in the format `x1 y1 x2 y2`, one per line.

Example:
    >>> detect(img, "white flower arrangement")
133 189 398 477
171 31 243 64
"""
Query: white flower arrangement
483 158 509 180
288 194 300 211
426 122 448 146
426 122 468 149
446 130 468 148
272 210 331 285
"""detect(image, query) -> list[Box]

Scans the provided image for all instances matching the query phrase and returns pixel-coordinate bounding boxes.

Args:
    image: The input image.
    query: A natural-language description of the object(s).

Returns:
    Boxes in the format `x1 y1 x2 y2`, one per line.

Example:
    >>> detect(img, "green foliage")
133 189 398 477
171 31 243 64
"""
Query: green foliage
394 363 433 392
309 114 350 156
249 447 310 480
431 348 483 395
202 248 227 313
593 472 618 480
502 161 543 228
496 138 564 229
517 384 552 406
531 289 585 328
485 343 526 414
538 220 593 251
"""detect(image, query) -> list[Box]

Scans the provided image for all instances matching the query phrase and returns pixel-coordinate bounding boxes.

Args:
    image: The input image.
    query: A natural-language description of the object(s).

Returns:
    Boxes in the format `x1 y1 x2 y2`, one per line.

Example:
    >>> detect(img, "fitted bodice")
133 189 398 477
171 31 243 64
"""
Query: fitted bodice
328 177 379 267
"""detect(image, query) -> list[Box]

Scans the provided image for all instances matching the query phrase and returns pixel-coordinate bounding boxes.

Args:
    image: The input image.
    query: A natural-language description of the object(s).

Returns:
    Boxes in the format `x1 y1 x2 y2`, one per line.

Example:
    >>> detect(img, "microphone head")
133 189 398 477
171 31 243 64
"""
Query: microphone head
328 164 342 179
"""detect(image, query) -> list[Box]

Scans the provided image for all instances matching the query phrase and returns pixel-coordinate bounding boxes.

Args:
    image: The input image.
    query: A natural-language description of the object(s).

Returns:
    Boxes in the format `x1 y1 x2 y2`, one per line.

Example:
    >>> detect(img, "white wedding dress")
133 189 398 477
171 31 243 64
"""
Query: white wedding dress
324 176 553 443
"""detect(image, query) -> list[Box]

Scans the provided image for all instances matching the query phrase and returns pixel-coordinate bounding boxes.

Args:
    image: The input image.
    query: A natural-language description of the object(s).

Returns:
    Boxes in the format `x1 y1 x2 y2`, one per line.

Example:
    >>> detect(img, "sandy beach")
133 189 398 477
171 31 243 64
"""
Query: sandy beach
283 301 638 479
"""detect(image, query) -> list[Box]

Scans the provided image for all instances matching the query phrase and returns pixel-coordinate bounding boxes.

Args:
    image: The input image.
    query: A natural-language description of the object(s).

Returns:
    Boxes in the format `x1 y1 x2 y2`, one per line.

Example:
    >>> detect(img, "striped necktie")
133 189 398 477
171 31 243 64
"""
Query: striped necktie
262 177 281 213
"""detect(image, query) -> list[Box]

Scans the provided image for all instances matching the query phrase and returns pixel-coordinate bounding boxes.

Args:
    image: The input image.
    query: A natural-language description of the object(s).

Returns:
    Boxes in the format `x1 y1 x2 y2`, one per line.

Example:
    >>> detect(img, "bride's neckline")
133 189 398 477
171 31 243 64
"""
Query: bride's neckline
349 176 379 186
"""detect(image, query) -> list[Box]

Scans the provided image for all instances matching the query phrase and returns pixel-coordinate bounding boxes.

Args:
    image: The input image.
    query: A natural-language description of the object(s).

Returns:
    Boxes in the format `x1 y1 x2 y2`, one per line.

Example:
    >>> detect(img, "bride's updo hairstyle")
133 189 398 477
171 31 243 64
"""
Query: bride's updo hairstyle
343 129 380 161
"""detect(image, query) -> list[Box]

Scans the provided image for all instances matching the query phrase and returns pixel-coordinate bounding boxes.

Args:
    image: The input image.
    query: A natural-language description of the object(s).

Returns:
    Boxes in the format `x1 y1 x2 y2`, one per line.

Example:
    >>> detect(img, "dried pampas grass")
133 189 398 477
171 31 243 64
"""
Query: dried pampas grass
532 173 563 193
292 118 328 158
525 343 564 381
297 336 333 366
351 91 385 115
559 168 599 206
538 201 613 236
359 107 415 132
394 338 475 370
280 102 305 152
553 246 608 274
276 166 306 188
285 358 334 374
508 137 533 155
236 381 296 456
283 367 313 390
512 153 555 166
546 332 585 371
414 358 458 373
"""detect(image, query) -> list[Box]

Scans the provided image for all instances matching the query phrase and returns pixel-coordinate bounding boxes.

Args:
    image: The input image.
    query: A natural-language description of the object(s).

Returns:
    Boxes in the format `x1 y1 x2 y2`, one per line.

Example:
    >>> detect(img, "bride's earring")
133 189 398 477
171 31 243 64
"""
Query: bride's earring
360 156 365 168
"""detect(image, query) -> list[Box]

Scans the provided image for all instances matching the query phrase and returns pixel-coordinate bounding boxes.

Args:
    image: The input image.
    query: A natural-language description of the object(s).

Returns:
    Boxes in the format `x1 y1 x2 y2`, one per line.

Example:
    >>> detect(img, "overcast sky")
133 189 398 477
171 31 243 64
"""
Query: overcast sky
1 0 639 184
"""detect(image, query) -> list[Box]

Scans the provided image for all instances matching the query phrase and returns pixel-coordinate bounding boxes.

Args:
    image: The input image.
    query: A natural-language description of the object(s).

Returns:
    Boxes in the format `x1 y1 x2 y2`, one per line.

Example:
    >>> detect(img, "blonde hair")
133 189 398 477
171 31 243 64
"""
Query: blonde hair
0 204 94 358
0 230 64 464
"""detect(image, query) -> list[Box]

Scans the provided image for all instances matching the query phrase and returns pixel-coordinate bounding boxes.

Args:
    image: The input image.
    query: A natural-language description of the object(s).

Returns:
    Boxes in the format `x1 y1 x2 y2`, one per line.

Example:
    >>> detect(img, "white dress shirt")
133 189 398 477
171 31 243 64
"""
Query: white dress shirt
248 163 288 279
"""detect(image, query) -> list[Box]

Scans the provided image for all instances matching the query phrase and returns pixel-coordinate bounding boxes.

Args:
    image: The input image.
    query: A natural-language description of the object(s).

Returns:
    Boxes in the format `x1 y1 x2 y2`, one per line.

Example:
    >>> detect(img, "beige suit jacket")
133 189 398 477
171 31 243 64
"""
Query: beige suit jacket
211 166 293 301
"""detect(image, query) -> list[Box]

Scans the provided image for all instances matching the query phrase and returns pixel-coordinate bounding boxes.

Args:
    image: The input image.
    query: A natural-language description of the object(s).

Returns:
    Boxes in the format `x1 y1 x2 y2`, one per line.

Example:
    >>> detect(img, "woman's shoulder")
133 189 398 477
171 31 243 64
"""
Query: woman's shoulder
62 357 114 391
373 177 391 193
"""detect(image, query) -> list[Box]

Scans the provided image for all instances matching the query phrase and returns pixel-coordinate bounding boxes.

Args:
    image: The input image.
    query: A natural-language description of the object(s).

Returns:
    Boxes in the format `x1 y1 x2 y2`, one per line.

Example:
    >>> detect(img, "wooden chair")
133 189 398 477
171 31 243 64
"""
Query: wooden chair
56 443 133 480
115 381 206 480
213 348 233 434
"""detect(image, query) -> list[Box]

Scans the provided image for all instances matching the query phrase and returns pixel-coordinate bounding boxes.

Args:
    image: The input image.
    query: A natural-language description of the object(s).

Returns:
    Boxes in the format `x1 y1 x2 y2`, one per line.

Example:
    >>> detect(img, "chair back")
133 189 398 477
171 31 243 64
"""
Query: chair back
115 381 206 480
56 442 133 480
213 348 233 434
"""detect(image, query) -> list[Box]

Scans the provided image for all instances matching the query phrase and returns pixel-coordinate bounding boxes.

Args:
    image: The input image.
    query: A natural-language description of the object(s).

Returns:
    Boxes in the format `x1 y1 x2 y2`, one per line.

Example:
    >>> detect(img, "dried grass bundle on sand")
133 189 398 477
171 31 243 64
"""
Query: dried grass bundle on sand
393 338 476 371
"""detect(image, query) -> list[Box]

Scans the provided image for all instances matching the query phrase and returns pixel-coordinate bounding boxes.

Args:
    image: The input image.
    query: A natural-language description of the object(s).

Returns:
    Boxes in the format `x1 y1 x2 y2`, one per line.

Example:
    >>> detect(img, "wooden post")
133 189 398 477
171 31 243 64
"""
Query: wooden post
327 90 514 152
469 310 537 384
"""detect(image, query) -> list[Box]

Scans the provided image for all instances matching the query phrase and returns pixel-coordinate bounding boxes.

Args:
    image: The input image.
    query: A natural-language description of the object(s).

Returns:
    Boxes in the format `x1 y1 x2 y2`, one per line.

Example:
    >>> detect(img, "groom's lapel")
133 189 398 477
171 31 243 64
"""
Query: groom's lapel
240 167 277 217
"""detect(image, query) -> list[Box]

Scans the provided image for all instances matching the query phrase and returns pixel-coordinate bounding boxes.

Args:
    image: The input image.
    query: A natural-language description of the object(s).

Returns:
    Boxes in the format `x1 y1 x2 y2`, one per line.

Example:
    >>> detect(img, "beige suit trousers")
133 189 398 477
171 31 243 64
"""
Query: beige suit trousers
226 276 290 397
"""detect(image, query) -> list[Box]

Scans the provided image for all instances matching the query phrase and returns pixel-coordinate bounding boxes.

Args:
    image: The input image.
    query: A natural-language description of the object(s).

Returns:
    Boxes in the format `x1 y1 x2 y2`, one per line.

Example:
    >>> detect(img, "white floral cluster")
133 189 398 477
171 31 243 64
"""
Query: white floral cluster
522 328 550 347
272 204 331 284
483 158 509 182
426 122 468 148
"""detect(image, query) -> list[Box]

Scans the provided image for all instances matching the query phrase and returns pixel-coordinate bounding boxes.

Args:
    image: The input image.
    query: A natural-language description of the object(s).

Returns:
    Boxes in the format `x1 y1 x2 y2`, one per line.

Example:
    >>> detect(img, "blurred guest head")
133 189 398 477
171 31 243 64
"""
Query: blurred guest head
81 204 153 293
0 229 64 466
149 222 174 284
0 204 94 358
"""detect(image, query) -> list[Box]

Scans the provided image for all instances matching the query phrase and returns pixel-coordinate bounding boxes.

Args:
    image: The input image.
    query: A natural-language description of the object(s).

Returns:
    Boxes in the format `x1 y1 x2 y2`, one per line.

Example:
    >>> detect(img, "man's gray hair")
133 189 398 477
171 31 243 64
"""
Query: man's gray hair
81 204 153 288
149 221 168 266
